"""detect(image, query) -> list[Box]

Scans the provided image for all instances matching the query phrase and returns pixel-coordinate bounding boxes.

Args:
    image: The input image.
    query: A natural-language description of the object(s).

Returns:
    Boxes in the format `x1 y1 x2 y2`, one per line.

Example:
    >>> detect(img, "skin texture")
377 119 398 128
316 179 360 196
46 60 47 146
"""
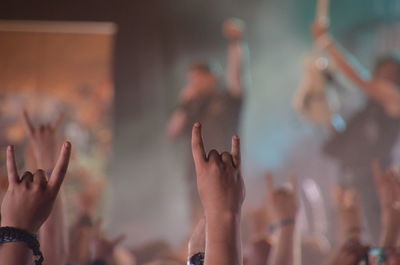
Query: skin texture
23 111 69 265
0 142 71 265
191 122 245 265
266 173 298 265
242 194 271 265
188 217 206 258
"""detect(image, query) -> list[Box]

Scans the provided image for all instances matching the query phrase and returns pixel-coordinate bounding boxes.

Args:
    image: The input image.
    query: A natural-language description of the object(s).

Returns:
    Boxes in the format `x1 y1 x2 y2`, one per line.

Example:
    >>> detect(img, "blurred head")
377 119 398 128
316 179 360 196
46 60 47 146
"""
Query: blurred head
373 55 400 86
187 62 220 94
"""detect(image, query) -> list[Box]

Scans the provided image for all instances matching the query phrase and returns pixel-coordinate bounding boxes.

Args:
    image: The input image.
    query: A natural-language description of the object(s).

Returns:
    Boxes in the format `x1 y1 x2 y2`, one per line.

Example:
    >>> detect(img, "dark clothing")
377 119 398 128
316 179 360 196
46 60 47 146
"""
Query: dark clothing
178 90 243 218
324 100 400 243
325 101 400 168
180 91 243 151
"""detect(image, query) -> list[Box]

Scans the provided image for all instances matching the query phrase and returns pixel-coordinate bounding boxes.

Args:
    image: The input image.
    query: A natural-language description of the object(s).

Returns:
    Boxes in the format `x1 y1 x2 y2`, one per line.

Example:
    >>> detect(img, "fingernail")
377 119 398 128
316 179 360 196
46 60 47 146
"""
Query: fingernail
7 145 13 152
194 122 201 128
233 135 239 140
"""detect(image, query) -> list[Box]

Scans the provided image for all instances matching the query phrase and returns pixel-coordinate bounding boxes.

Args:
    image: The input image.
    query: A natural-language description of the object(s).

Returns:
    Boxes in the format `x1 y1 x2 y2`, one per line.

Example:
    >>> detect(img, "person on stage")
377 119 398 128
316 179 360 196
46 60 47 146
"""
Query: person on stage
312 21 400 243
167 18 248 220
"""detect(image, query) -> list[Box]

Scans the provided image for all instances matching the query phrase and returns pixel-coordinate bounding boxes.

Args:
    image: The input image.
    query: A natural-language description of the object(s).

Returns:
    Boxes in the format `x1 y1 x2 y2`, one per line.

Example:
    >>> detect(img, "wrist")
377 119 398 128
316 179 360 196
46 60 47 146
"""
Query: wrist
0 226 44 264
1 221 38 235
206 210 241 223
343 226 362 240
269 218 295 234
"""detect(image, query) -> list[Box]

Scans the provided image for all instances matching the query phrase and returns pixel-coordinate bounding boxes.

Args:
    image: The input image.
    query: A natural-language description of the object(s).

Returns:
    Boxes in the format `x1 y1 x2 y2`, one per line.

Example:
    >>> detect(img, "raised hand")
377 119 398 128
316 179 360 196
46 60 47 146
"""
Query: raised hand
266 173 298 265
333 186 362 242
191 122 244 265
372 161 400 247
191 122 244 217
372 161 400 211
1 142 71 234
223 18 245 42
23 110 64 169
266 173 298 224
246 206 270 241
325 239 369 265
91 220 126 264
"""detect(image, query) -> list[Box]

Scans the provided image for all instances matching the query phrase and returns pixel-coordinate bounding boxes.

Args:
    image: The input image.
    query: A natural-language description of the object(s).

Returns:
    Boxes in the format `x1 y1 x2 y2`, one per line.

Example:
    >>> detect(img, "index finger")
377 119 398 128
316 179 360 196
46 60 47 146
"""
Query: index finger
191 123 206 166
231 135 241 168
6 145 19 187
22 110 34 137
48 141 71 196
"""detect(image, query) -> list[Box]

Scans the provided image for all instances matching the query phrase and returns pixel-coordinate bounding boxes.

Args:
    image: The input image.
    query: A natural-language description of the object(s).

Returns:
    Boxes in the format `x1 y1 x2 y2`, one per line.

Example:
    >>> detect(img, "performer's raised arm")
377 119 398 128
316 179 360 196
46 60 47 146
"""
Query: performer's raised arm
223 18 246 98
312 22 400 116
312 22 373 93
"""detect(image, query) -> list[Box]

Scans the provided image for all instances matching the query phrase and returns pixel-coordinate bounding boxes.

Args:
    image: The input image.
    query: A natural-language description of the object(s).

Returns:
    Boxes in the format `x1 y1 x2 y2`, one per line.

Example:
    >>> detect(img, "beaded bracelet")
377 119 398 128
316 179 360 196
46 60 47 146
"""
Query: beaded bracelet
0 226 44 265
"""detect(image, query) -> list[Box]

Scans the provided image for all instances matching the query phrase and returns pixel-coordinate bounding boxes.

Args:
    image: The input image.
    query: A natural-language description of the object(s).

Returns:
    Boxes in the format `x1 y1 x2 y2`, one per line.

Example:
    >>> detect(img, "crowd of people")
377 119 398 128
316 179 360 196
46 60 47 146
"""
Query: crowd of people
1 10 400 265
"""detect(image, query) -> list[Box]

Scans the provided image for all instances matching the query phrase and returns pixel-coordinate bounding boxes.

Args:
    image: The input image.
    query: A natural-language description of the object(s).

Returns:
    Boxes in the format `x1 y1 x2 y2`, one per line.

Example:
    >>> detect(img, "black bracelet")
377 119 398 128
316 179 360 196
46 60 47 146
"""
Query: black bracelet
188 252 205 265
0 226 44 265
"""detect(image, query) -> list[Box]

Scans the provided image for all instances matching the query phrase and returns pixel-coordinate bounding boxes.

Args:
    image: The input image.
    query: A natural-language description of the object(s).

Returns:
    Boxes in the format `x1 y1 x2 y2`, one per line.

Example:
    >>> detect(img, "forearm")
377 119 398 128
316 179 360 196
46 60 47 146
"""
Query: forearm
380 213 400 248
323 35 372 92
40 195 68 265
0 242 31 265
205 213 242 265
244 239 270 265
269 226 295 265
167 109 187 140
227 41 245 97
338 216 362 243
35 149 56 171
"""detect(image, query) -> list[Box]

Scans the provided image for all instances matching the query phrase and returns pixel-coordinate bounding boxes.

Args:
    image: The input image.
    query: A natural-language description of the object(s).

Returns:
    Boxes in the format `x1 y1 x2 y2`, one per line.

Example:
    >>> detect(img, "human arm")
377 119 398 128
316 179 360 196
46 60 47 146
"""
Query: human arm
223 18 246 98
0 142 71 265
90 220 126 265
312 22 400 115
266 173 298 265
188 217 206 258
371 162 400 248
312 23 373 93
23 111 69 265
333 186 363 243
192 123 245 265
167 109 188 140
323 239 369 265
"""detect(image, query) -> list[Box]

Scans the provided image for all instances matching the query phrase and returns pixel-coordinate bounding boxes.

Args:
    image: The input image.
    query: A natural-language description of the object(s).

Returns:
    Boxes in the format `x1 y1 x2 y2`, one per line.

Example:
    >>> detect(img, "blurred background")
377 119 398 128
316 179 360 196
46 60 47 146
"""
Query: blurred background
1 0 400 251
